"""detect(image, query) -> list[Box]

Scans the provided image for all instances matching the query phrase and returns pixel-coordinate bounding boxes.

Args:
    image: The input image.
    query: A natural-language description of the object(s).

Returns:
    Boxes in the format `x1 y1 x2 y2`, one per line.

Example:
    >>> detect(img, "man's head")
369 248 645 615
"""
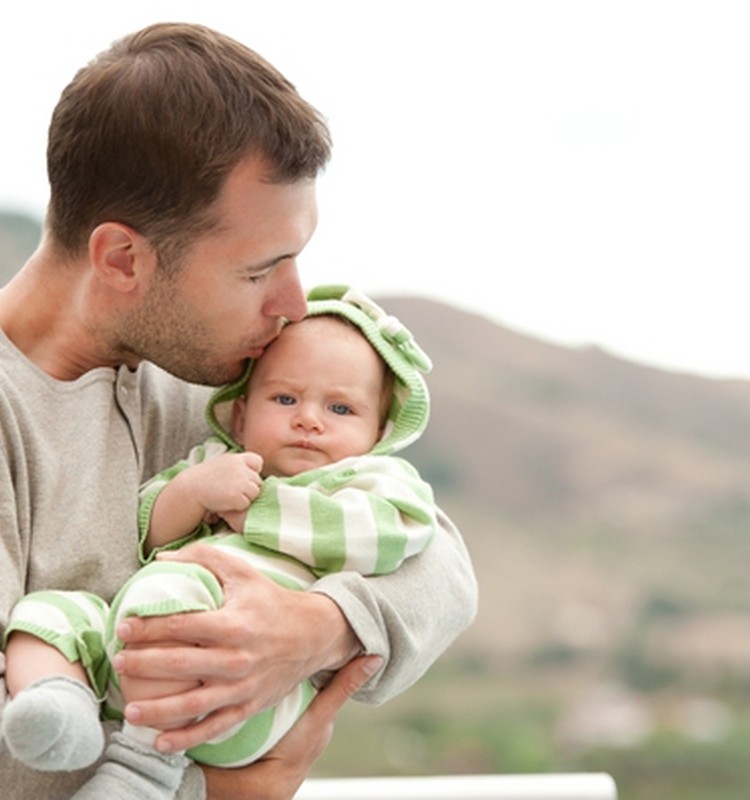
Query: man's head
46 24 328 385
45 22 331 263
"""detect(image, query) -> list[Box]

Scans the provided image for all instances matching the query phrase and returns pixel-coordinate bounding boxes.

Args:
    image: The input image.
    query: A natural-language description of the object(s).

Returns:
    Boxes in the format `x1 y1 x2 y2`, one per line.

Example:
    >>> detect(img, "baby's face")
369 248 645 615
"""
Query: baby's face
234 316 387 477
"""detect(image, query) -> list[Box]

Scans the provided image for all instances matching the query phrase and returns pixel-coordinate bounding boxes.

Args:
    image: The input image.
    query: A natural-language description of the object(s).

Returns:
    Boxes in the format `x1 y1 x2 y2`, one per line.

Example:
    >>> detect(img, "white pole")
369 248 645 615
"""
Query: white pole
295 773 618 800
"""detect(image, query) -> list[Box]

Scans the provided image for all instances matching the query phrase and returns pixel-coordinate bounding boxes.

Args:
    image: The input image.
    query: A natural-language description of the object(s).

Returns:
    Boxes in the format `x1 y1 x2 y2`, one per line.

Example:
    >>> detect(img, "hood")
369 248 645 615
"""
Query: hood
206 284 432 457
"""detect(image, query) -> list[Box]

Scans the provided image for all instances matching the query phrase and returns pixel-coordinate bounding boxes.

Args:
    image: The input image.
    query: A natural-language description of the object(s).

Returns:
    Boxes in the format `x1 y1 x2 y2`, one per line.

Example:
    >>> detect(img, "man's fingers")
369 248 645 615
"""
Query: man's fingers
310 655 383 719
152 702 256 753
116 610 226 650
122 673 248 728
140 655 383 754
268 655 383 765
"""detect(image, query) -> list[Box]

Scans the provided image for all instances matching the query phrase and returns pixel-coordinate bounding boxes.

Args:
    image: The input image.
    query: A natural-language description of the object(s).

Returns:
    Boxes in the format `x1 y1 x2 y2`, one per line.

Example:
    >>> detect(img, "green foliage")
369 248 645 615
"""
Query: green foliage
311 642 750 799
580 723 750 800
313 676 560 778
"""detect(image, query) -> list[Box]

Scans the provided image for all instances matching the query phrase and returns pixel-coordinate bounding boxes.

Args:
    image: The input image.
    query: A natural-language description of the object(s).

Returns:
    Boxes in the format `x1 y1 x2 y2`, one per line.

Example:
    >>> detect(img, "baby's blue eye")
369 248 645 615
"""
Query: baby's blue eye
275 395 296 406
330 403 352 416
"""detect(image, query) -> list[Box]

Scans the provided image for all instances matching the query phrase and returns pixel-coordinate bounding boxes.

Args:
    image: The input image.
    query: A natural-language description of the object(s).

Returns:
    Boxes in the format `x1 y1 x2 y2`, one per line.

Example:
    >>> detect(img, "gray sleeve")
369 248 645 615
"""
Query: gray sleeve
0 748 103 800
311 506 478 704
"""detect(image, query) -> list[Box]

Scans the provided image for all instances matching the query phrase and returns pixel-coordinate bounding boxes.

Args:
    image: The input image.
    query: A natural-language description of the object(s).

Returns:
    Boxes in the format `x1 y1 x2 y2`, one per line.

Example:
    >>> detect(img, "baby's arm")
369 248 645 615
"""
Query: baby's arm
244 456 437 577
146 452 263 552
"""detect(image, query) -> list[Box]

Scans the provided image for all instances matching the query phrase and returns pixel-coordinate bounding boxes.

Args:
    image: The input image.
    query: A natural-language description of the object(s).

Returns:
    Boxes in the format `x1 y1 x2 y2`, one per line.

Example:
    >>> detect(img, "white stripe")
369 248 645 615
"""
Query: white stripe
116 572 220 617
277 483 315 568
209 540 314 589
9 600 77 635
341 496 379 573
65 593 108 635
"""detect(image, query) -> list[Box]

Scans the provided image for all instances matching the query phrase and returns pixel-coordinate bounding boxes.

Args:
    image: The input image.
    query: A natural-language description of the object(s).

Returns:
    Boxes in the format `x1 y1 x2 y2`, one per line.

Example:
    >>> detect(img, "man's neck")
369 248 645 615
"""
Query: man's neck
0 246 119 381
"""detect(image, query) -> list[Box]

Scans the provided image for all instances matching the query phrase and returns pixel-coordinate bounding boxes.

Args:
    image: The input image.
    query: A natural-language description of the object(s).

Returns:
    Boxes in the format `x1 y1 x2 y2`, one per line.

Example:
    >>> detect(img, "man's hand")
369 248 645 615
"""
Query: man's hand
113 543 363 751
200 654 383 800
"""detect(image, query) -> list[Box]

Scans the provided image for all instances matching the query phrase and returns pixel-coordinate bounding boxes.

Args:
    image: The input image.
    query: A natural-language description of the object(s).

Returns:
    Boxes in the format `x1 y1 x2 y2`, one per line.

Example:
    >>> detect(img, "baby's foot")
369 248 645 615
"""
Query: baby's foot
1 675 104 771
70 732 189 800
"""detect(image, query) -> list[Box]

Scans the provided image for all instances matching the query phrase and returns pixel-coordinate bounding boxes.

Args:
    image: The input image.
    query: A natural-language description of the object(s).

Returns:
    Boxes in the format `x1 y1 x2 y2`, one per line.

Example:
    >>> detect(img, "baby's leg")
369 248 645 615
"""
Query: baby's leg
116 640 201 748
107 561 222 746
69 561 224 799
107 549 314 773
1 591 109 771
4 630 89 695
64 657 193 800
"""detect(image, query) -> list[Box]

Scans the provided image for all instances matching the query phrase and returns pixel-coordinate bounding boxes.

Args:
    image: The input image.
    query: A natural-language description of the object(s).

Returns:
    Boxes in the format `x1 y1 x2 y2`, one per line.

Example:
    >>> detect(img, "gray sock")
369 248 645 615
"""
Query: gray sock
0 675 104 771
70 732 189 800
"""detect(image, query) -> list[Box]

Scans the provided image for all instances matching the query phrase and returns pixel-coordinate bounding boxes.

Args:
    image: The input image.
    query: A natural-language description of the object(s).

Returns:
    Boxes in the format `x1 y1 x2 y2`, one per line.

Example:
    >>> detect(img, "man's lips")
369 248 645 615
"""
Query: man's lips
245 338 275 360
245 328 283 360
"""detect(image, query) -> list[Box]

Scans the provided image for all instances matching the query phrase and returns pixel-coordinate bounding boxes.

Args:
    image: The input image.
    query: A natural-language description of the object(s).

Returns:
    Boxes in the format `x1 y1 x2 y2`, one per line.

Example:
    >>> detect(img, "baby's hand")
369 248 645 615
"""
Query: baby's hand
189 452 263 516
219 508 249 533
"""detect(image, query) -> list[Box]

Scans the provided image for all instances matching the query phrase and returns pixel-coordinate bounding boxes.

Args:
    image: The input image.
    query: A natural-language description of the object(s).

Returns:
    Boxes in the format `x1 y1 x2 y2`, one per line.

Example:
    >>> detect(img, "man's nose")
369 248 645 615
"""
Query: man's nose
264 261 307 322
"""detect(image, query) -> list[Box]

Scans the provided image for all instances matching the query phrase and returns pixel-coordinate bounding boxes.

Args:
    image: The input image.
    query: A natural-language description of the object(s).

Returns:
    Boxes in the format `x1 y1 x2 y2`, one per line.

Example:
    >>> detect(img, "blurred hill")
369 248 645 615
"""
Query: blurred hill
3 209 750 796
0 209 41 282
383 295 750 667
320 297 750 799
332 300 750 798
342 303 750 798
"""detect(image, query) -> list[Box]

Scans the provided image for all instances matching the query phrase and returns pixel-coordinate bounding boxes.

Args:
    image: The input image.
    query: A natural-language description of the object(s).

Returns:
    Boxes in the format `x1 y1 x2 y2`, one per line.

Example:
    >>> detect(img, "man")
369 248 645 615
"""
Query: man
0 23 477 799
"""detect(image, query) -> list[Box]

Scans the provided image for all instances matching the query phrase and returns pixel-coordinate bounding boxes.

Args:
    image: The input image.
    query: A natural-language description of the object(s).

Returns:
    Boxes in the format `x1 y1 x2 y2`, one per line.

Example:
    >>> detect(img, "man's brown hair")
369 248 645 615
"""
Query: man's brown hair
46 23 331 260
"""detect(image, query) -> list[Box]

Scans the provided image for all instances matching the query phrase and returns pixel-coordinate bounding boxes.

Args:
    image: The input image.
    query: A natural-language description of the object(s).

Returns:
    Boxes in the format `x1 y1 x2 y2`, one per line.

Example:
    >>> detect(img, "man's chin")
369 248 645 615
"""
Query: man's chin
174 359 249 387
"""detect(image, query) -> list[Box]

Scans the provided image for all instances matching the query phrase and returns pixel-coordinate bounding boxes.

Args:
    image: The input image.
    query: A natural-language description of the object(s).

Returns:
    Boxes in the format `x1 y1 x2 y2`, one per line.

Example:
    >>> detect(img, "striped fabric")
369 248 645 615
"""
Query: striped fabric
5 442 437 767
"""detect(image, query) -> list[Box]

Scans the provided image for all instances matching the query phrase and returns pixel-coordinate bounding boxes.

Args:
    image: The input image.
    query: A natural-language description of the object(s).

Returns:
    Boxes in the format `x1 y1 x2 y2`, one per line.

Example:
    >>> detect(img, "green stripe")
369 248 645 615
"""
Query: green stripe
5 590 110 697
244 480 282 552
188 679 315 766
371 499 407 574
188 706 276 766
310 491 346 573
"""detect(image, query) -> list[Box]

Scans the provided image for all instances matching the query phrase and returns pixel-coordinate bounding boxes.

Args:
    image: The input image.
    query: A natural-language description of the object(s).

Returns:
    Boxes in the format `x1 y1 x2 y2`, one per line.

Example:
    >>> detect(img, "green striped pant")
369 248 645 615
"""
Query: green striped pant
4 535 316 767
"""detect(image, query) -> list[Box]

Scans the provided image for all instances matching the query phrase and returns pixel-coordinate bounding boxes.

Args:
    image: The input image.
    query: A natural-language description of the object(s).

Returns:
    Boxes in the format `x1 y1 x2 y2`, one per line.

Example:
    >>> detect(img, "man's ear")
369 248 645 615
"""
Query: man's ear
88 222 156 292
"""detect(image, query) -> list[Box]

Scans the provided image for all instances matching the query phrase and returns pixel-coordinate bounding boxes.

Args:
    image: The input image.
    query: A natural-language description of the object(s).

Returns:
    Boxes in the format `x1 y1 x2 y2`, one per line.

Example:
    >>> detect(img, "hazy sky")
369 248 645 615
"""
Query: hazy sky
3 1 750 380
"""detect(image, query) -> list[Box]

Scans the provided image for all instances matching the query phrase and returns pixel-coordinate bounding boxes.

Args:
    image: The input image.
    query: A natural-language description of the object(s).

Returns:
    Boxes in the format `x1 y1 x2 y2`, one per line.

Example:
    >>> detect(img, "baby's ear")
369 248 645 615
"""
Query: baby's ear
231 396 248 443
